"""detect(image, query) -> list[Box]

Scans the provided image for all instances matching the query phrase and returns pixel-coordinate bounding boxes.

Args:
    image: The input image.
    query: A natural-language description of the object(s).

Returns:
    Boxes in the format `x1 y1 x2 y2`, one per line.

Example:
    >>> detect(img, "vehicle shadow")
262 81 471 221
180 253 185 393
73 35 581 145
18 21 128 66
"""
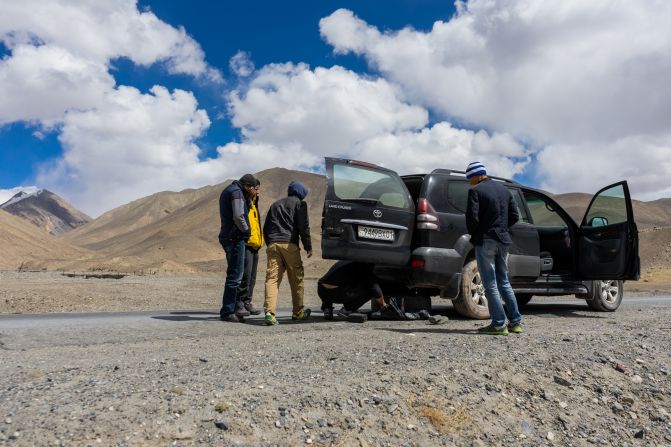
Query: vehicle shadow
430 301 606 320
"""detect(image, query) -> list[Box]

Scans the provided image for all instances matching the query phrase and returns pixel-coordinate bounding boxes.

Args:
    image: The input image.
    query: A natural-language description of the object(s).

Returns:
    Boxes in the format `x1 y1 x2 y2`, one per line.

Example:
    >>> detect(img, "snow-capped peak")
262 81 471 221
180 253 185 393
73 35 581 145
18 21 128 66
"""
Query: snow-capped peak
0 188 43 208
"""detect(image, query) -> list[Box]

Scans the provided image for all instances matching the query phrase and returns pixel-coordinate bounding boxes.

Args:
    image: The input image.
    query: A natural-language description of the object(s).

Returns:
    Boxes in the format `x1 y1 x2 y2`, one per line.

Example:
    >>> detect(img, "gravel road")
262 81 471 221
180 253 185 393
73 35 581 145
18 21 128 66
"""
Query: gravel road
1 293 670 446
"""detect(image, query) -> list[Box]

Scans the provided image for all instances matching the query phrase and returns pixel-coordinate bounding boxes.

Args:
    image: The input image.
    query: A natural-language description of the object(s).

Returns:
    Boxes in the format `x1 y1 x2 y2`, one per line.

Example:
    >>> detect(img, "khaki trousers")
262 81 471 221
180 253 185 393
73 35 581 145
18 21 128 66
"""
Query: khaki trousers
264 242 305 315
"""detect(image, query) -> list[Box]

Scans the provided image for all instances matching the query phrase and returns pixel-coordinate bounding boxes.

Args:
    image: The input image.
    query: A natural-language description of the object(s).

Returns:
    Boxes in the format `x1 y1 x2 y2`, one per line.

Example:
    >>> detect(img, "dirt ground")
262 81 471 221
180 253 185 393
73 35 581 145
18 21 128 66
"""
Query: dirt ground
1 272 670 446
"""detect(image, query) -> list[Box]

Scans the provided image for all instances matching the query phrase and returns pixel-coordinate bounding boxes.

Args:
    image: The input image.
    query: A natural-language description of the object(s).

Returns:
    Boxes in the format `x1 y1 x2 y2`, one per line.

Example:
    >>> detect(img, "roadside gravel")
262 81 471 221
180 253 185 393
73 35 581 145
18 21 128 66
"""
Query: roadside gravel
1 294 670 446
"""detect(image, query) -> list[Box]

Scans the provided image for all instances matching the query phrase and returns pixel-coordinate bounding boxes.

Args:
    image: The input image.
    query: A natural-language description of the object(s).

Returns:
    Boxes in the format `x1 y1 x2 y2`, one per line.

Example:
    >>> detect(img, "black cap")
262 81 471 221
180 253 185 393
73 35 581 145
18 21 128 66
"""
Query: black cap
239 173 257 187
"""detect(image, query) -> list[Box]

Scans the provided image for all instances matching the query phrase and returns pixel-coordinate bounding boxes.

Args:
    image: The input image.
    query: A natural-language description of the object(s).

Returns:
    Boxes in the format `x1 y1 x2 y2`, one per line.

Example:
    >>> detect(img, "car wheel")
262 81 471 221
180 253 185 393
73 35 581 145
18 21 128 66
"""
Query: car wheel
453 259 490 319
515 294 533 307
584 279 623 312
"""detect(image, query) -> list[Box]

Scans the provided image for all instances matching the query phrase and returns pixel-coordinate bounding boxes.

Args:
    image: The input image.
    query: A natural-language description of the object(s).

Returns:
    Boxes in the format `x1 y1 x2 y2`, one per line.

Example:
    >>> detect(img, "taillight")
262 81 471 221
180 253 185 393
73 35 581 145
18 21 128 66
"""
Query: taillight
410 258 425 269
417 198 439 230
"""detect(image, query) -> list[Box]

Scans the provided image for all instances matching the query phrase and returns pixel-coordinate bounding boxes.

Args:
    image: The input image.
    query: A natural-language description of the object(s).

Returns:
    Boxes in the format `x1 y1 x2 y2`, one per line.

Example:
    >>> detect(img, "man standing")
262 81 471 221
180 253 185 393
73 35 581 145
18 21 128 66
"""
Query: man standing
262 180 312 325
236 178 263 315
465 162 523 335
218 173 257 322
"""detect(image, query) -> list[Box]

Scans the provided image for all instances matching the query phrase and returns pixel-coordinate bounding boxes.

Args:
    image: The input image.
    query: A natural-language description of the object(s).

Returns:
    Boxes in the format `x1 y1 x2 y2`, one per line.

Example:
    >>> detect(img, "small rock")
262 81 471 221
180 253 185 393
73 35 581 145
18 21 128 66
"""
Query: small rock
275 420 282 428
547 431 556 441
612 403 625 414
199 357 208 363
543 390 555 401
172 432 193 440
633 428 645 439
4 417 11 424
635 358 645 365
630 375 643 384
559 401 568 409
620 396 635 406
305 438 313 444
407 424 416 430
171 386 187 395
553 375 571 387
214 419 229 431
472 440 486 447
614 363 626 373
214 402 232 412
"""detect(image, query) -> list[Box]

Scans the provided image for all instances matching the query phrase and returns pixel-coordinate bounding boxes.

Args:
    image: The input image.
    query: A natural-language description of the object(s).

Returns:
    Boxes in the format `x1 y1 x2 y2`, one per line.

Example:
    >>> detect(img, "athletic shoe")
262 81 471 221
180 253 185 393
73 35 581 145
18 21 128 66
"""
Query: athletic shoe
477 323 509 335
292 308 312 321
235 306 250 318
508 321 524 334
337 307 352 318
264 312 278 326
220 314 240 323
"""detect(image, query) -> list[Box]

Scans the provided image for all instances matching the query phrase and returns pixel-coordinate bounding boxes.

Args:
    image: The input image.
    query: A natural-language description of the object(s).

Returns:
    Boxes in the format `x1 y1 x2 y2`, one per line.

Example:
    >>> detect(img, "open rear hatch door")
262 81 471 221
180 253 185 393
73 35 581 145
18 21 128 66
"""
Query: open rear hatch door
321 158 415 265
577 181 640 280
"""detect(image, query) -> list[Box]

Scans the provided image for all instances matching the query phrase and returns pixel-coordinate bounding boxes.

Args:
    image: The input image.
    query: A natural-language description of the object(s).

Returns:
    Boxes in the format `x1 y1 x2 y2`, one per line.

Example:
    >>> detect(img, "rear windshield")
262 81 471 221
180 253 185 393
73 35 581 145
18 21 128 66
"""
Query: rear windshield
333 164 411 209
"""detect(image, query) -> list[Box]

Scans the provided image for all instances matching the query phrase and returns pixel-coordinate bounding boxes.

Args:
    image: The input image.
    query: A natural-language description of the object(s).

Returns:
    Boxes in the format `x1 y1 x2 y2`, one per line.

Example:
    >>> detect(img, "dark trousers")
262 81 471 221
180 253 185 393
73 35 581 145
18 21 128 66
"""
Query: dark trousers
318 283 373 312
237 246 259 307
220 239 246 318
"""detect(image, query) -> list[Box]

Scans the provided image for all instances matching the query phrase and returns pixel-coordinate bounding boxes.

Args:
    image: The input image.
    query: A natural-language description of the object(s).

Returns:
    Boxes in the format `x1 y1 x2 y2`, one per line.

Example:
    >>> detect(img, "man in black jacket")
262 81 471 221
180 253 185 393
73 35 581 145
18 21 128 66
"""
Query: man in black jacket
262 180 312 325
465 162 523 335
218 173 257 322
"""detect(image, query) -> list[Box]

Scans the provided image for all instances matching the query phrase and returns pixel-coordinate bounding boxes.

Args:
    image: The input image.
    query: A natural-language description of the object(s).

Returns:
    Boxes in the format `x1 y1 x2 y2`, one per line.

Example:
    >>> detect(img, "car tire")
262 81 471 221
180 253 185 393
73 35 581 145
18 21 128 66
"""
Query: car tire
515 294 533 307
453 259 490 319
583 279 623 312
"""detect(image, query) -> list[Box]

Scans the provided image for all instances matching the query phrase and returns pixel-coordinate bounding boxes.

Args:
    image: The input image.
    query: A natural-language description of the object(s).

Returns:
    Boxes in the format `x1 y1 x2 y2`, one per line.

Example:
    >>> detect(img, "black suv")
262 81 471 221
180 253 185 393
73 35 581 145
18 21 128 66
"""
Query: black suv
321 157 640 319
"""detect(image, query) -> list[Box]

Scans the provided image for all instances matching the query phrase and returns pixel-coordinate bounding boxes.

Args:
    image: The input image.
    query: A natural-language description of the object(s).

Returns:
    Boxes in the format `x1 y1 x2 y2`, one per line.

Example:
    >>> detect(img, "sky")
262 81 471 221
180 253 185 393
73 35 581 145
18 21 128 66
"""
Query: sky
1 0 670 216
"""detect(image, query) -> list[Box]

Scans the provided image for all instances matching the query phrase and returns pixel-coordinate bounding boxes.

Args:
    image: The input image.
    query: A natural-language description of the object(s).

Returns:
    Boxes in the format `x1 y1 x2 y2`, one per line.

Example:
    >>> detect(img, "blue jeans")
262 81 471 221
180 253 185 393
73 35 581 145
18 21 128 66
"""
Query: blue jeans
220 239 246 318
475 238 522 328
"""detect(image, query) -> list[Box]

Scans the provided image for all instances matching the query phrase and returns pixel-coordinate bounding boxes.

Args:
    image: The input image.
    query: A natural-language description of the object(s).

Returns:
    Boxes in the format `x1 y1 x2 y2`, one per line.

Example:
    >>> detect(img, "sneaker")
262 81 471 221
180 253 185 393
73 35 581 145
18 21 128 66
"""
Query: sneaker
245 302 261 315
323 307 334 320
220 314 240 323
264 312 278 326
337 307 352 318
292 308 312 321
477 323 509 335
508 321 524 334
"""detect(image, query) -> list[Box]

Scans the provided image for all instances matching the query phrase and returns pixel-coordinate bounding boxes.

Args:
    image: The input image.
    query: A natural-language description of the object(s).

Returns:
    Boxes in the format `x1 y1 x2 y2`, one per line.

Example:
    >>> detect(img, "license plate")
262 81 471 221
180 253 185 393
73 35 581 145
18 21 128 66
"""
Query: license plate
357 226 395 241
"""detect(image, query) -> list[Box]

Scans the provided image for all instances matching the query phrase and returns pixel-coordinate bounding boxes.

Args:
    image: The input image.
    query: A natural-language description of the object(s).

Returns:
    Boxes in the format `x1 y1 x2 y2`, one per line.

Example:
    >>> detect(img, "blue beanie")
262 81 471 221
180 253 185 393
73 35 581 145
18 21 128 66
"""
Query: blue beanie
288 180 308 200
466 162 487 179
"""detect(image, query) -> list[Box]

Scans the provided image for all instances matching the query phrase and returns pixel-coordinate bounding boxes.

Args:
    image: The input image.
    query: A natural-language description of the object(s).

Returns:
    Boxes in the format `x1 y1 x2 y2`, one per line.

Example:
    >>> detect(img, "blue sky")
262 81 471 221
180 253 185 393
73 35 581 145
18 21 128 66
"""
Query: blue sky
1 1 670 215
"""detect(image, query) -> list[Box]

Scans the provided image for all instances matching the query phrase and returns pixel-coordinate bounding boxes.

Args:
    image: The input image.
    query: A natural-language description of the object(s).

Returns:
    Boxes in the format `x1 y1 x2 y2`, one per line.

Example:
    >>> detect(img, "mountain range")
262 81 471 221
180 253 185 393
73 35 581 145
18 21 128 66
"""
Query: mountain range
1 168 670 277
1 189 91 234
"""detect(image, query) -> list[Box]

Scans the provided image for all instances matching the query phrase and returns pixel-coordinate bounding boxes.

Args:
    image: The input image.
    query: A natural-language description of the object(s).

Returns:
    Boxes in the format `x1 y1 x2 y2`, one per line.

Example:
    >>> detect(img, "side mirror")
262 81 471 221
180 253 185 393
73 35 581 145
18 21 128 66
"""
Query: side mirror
589 216 608 227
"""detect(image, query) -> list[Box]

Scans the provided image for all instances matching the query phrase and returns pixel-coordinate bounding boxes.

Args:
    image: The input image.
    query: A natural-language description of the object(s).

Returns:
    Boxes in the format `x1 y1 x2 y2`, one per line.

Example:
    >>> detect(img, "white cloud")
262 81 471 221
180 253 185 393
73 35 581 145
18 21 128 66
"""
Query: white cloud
320 3 671 198
0 0 221 81
229 51 255 77
37 86 213 215
0 186 39 206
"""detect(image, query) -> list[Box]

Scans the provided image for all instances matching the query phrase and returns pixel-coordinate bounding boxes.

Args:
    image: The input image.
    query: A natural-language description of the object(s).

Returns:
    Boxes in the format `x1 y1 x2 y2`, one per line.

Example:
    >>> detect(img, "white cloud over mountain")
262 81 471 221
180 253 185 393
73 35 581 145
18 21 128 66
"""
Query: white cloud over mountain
320 2 671 196
1 0 670 215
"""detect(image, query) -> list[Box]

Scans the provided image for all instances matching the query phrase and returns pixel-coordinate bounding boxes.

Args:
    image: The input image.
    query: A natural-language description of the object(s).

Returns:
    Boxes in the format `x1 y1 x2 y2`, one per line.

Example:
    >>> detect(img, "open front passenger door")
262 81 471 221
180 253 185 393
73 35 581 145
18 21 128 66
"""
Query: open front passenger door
577 181 640 280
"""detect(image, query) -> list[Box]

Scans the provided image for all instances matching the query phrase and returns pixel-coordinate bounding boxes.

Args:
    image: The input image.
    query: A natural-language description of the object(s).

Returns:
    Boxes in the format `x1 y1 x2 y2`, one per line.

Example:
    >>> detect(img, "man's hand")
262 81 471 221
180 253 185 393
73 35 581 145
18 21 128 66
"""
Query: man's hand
306 250 313 258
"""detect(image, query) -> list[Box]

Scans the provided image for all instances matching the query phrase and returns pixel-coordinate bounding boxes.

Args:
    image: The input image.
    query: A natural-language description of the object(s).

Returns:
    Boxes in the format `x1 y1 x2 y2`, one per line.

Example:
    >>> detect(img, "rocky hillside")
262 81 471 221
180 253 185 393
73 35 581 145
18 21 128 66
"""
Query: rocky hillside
1 189 91 234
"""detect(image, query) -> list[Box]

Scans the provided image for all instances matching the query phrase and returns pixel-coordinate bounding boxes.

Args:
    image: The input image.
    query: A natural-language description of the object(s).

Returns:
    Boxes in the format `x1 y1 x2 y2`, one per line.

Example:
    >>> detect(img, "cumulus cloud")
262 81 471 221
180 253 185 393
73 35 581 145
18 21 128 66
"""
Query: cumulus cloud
229 51 255 77
320 3 671 198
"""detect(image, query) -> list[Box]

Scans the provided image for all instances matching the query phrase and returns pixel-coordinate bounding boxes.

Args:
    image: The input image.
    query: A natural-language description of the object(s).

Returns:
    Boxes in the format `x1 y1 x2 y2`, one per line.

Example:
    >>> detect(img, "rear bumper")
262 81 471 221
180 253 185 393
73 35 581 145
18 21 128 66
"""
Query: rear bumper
375 247 464 295
321 239 410 266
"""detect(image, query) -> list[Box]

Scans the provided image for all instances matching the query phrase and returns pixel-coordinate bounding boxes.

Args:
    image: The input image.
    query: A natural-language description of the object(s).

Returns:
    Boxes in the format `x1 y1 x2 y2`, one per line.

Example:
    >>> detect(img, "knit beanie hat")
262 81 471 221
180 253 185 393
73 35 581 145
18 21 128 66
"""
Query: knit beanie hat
465 162 487 179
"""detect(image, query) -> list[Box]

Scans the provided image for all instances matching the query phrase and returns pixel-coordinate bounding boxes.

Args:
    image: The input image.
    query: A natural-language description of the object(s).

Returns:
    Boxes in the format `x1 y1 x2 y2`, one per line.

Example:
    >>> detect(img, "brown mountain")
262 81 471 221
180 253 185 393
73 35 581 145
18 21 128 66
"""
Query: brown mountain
1 189 91 234
0 209 89 270
60 168 329 274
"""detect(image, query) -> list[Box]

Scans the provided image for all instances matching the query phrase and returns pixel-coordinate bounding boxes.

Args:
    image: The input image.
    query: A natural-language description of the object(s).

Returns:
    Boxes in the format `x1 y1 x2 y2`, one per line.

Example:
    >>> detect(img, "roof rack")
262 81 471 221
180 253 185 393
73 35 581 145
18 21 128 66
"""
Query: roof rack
430 168 519 185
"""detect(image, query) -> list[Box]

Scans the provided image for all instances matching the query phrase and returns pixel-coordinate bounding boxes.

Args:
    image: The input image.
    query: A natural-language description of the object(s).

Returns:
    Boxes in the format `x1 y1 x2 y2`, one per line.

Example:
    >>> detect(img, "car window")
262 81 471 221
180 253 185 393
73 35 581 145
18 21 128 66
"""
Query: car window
333 164 411 209
524 192 568 228
508 188 530 223
446 181 470 213
584 184 627 227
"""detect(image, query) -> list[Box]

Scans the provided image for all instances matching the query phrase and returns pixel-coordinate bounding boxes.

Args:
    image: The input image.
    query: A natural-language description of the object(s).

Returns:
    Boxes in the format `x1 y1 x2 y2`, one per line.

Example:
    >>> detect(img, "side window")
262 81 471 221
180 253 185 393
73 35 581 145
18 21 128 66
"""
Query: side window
524 192 568 228
446 181 470 214
584 184 627 227
508 188 530 223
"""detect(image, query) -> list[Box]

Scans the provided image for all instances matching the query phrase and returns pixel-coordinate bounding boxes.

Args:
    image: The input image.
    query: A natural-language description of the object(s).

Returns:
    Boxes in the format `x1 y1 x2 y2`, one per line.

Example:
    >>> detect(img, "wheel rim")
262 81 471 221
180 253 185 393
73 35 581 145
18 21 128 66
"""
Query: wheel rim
469 271 488 308
600 280 619 303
